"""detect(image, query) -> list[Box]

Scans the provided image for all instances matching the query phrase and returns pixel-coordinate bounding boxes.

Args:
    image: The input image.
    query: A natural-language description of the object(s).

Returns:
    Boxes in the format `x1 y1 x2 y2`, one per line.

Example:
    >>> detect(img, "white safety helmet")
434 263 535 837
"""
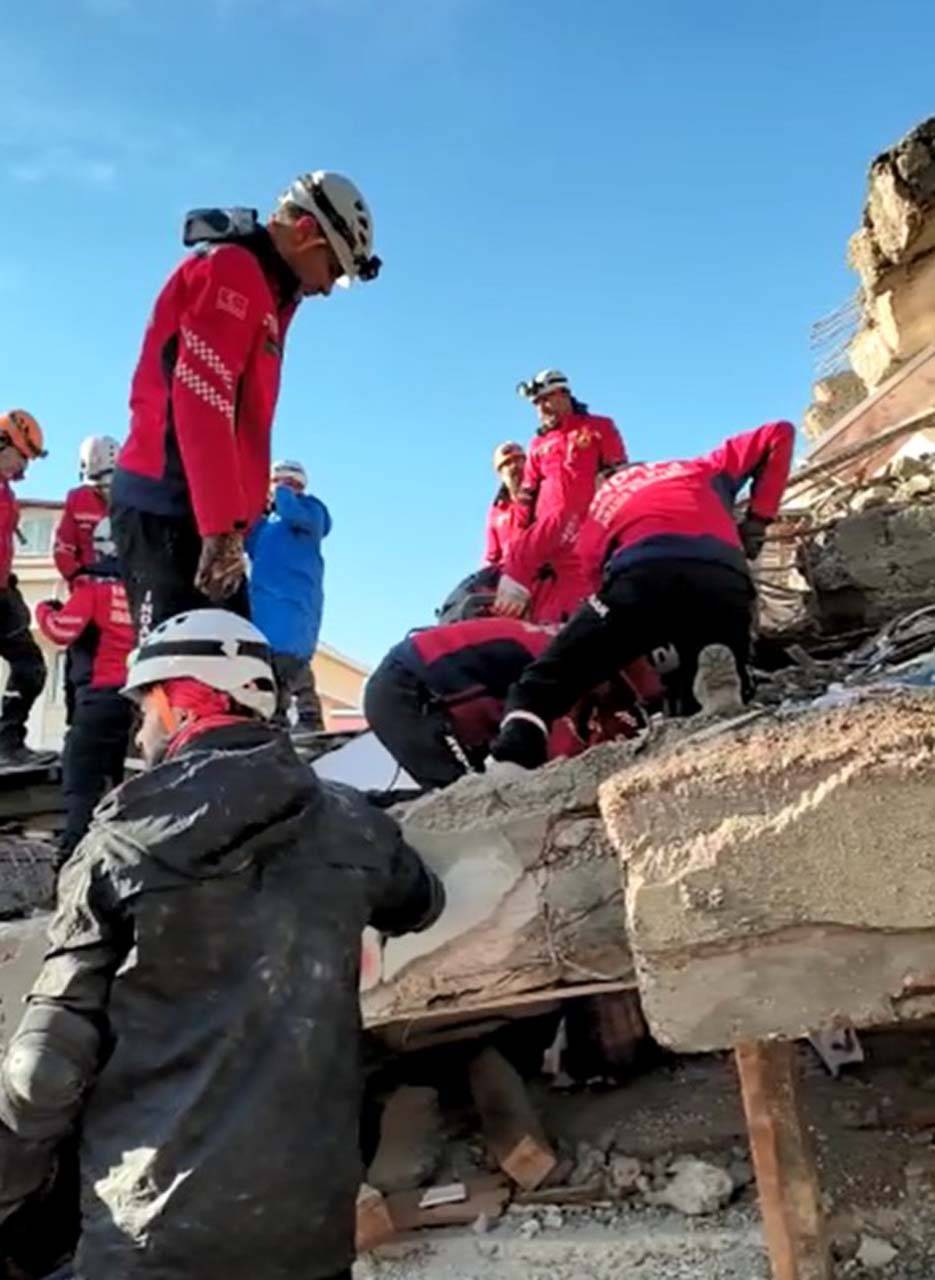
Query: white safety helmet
278 171 381 285
516 370 571 403
271 459 308 489
79 435 119 485
92 517 116 561
122 609 276 721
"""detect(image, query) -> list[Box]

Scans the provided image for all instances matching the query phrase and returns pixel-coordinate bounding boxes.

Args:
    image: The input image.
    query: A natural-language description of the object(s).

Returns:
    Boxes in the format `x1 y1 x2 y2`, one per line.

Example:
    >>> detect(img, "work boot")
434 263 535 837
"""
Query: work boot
0 742 57 770
489 711 549 770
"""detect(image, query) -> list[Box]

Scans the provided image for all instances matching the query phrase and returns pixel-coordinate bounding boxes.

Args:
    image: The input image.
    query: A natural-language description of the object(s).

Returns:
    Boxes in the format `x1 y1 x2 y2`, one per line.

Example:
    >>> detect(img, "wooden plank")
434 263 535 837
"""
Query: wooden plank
468 1046 558 1191
735 1040 832 1280
387 1176 510 1231
355 1184 396 1253
365 978 636 1030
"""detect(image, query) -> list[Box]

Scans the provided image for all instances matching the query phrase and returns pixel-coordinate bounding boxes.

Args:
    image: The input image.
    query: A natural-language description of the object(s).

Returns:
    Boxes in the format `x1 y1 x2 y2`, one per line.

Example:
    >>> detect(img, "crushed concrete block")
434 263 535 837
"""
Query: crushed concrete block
569 1142 607 1189
607 1154 642 1196
856 1234 899 1269
368 1086 445 1193
804 501 935 632
651 1158 733 1216
0 836 57 920
0 916 48 1051
600 691 935 1051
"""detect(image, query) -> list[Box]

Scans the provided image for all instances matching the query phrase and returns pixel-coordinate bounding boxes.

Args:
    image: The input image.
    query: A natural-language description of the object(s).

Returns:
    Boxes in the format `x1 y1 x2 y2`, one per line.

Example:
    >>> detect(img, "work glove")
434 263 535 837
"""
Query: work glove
492 574 531 619
194 532 246 602
738 514 769 561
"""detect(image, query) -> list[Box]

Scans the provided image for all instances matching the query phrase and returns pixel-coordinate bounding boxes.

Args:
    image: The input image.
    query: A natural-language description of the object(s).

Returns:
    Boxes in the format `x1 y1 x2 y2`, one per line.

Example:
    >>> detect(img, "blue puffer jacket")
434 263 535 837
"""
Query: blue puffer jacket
247 486 332 659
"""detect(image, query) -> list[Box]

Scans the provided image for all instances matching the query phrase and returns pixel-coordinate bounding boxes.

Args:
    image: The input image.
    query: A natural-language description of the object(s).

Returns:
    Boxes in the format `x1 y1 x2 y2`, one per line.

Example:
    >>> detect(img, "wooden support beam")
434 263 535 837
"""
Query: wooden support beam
735 1040 832 1280
468 1046 558 1191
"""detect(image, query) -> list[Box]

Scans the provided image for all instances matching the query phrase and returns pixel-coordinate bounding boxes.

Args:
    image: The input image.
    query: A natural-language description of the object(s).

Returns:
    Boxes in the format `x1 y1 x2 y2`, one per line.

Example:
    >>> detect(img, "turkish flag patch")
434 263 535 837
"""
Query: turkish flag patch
217 287 248 320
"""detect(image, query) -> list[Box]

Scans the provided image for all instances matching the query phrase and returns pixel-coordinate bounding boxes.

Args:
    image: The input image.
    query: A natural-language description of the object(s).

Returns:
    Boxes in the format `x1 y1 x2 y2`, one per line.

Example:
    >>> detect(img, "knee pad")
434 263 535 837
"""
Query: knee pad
2 1035 85 1121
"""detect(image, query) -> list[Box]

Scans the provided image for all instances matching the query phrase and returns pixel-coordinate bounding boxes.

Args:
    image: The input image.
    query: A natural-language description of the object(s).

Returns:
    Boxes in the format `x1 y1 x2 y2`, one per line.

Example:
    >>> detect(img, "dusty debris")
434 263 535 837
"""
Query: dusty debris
468 1046 558 1191
650 1158 734 1217
608 1154 643 1196
569 1142 608 1189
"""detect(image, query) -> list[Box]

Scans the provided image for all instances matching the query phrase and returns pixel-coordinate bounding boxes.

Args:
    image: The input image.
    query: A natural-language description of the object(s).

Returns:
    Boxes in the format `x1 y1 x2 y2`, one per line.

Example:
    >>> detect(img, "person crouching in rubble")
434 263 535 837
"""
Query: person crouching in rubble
490 420 795 769
0 608 444 1280
364 615 661 790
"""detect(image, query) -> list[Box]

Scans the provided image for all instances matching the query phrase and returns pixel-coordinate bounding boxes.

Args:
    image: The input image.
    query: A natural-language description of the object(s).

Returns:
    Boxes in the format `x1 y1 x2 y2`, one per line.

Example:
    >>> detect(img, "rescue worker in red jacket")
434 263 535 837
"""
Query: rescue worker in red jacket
364 616 660 790
53 436 119 582
54 435 120 726
111 171 381 637
37 517 135 861
490 421 796 769
495 369 626 618
0 410 50 769
483 441 526 567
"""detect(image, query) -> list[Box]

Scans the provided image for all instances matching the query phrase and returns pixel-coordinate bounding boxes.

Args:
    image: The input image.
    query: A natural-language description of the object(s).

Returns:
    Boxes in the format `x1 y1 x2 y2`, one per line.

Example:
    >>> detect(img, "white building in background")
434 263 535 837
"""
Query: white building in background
8 499 370 752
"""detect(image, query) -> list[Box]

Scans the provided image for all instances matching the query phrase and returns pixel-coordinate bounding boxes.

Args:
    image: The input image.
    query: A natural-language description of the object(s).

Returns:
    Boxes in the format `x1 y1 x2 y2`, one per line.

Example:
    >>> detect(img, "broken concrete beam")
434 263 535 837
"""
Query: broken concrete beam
803 500 935 633
468 1046 558 1190
0 916 48 1052
600 691 935 1051
360 743 640 1025
863 118 935 270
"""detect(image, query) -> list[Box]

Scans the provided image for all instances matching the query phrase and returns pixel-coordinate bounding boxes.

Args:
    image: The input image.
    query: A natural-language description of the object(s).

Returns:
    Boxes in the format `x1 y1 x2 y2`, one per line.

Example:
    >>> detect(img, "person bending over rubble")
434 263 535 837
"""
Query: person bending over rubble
364 615 661 789
112 170 381 637
494 369 626 619
0 608 444 1280
36 517 135 863
0 410 51 770
490 420 795 769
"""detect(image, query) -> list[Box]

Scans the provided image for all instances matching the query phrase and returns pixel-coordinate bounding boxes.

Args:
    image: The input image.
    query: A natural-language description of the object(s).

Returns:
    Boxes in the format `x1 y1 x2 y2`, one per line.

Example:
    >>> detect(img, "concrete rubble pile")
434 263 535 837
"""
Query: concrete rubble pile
848 116 935 389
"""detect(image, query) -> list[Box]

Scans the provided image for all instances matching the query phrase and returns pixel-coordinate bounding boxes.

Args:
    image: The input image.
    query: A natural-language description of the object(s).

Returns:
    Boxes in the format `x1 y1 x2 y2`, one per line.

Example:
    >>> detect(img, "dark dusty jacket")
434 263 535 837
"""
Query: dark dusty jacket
247 485 332 659
0 722 443 1280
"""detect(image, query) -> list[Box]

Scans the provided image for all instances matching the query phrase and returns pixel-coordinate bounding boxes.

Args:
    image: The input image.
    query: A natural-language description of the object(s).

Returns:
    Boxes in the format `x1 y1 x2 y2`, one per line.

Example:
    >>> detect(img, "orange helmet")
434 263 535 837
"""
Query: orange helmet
0 410 46 460
493 440 525 472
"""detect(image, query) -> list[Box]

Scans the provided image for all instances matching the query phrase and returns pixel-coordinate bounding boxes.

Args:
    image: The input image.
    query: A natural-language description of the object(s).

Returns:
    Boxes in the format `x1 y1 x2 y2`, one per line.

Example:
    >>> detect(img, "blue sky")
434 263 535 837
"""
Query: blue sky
3 0 934 666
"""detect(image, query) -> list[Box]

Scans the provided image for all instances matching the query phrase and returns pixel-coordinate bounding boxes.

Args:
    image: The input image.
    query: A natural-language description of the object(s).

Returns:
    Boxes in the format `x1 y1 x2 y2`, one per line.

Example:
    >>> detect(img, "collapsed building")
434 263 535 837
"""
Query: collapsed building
8 118 935 1280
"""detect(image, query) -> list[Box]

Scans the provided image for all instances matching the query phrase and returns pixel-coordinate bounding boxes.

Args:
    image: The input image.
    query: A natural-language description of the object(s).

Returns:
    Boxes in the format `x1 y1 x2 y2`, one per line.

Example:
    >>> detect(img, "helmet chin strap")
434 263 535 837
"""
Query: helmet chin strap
150 684 180 736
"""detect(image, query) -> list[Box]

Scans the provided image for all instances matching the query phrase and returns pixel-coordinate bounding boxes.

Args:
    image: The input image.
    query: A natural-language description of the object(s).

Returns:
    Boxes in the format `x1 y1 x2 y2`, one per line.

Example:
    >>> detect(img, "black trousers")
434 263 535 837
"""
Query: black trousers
506 558 755 724
111 504 249 639
364 653 467 790
60 687 134 858
272 652 325 730
0 584 46 750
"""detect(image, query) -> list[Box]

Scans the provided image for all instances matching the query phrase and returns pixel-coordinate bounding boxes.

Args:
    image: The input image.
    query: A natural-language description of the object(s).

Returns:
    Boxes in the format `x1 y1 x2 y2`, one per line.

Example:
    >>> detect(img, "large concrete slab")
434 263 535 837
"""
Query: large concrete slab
361 743 641 1025
599 691 935 1051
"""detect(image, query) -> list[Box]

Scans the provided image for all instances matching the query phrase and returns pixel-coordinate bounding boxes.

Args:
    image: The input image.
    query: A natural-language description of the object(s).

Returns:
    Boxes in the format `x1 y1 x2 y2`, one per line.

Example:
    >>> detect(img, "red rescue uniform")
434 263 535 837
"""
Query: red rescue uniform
113 232 300 536
0 478 18 588
483 492 523 567
36 567 134 690
53 486 108 582
518 413 626 529
577 420 795 587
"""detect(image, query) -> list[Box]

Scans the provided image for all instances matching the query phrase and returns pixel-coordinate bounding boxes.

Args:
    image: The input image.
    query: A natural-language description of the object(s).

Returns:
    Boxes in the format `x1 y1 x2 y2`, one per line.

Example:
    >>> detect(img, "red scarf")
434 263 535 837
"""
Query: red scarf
159 678 252 759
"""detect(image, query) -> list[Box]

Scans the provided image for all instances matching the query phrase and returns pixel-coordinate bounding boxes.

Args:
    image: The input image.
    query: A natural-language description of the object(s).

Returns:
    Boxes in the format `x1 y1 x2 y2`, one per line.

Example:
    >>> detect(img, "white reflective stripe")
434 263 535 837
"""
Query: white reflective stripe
175 359 235 425
180 327 234 391
501 709 548 737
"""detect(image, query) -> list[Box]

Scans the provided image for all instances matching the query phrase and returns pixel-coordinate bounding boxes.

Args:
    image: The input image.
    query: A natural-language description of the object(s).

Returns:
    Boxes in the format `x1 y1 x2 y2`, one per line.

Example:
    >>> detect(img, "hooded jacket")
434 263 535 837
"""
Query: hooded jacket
246 485 332 659
0 721 443 1280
